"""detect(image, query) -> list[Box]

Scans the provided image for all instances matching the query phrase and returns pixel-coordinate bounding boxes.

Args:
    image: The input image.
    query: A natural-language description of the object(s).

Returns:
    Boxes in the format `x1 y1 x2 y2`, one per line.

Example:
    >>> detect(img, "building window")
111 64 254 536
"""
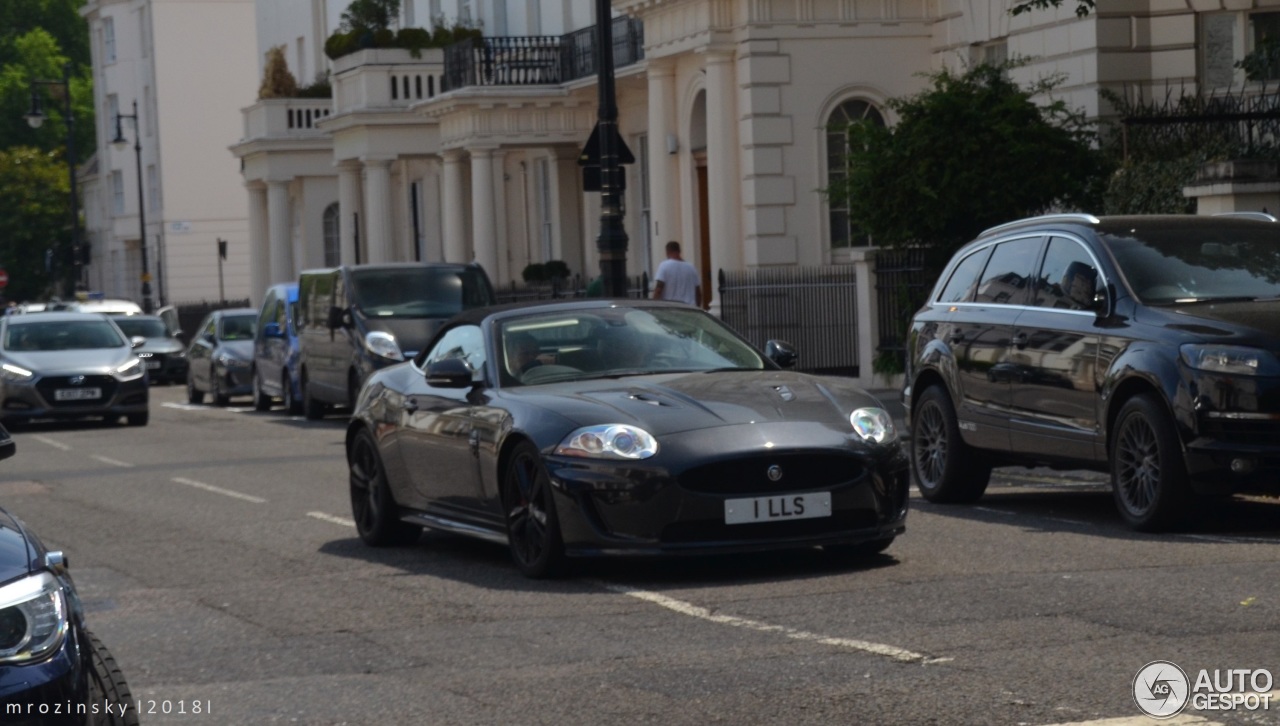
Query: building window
112 171 125 214
536 158 552 262
143 87 152 136
147 165 158 211
826 99 885 249
323 203 340 266
106 94 119 137
104 17 116 64
138 8 148 58
1246 12 1280 81
296 37 307 85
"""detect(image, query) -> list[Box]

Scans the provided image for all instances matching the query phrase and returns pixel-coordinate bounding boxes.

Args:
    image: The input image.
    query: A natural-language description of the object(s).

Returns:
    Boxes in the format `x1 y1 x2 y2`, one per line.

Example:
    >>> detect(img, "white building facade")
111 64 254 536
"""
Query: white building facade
235 0 1280 385
80 0 258 310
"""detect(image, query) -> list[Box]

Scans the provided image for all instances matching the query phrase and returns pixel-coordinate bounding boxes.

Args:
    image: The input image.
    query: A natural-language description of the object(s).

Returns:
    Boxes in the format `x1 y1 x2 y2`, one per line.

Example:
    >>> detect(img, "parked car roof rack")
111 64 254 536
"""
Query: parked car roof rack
979 213 1102 238
1212 211 1278 222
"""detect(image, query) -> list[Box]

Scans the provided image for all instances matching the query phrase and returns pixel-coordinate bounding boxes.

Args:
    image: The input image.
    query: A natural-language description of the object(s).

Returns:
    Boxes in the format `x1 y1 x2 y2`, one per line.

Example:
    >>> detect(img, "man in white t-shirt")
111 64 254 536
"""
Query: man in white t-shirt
651 241 703 308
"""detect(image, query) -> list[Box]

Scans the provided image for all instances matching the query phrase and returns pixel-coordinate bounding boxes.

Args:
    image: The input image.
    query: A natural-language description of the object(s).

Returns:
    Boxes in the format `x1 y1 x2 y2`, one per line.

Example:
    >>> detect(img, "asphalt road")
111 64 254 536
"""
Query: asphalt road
4 384 1279 725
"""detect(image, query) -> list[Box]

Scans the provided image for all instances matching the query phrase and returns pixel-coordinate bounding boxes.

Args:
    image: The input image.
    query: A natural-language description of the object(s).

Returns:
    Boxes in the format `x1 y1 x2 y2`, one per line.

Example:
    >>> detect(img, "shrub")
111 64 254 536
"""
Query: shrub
258 45 298 99
544 260 571 282
522 263 547 283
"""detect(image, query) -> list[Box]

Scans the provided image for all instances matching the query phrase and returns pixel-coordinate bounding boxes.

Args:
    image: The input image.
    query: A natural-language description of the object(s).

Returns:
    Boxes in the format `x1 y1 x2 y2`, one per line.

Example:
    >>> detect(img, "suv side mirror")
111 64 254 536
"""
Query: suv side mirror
425 358 475 388
262 321 284 339
326 306 349 330
130 336 147 349
765 340 798 369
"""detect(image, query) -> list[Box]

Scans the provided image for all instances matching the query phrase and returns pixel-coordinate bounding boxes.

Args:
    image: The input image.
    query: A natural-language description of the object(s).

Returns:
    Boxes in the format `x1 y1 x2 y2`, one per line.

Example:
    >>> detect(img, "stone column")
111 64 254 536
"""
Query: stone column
442 149 467 263
247 184 269 305
470 146 499 279
362 158 394 264
267 179 292 284
646 60 676 271
705 49 743 311
337 161 361 265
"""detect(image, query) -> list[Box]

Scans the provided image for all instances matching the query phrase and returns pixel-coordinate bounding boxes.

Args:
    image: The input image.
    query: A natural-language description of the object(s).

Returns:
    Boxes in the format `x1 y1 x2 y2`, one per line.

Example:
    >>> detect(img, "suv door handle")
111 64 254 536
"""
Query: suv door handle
1012 332 1028 350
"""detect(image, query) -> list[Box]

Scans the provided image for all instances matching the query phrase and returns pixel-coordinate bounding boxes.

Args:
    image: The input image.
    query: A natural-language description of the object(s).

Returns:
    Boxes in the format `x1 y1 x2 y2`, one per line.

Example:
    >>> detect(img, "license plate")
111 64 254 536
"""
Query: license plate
54 387 102 401
145 360 160 369
724 492 832 525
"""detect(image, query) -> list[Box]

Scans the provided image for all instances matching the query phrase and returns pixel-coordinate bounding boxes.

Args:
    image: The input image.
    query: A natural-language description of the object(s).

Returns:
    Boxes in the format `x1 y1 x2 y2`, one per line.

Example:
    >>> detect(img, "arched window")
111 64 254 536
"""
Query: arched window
826 99 885 249
322 203 340 266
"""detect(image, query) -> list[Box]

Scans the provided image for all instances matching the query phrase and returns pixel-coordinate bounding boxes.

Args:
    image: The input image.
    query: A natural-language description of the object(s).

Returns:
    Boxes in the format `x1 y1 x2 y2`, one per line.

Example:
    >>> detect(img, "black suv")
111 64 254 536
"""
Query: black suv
0 426 138 724
904 213 1280 530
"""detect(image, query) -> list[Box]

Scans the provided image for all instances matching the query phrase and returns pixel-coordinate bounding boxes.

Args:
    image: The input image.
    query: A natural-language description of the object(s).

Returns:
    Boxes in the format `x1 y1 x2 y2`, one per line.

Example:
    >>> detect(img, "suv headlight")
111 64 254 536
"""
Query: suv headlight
850 407 896 444
1180 345 1280 377
555 424 658 460
0 572 67 665
365 331 404 362
115 358 145 381
0 363 33 383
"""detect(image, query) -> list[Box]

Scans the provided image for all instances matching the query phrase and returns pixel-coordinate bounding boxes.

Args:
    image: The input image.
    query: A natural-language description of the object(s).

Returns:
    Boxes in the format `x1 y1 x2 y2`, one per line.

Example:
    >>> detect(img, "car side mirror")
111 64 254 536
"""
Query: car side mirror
326 306 350 330
203 332 216 344
262 322 284 339
425 358 475 388
765 340 798 369
130 336 147 349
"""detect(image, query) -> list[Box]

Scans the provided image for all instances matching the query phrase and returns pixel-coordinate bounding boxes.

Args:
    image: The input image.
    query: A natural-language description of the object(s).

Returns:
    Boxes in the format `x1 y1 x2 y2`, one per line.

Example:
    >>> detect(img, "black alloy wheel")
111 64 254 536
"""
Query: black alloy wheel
186 374 204 405
911 385 990 503
348 428 421 546
252 368 272 411
86 630 140 726
502 441 565 578
1111 394 1192 531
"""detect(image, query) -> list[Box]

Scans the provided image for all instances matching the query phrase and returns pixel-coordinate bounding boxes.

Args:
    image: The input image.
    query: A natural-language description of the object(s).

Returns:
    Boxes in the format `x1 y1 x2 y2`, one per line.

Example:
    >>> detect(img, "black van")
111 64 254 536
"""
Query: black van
296 263 496 418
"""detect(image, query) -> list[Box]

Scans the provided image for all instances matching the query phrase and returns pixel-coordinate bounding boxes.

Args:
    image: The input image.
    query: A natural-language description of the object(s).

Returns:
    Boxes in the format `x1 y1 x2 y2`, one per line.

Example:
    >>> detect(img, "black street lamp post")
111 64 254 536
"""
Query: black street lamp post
111 100 152 313
594 0 629 297
25 62 85 291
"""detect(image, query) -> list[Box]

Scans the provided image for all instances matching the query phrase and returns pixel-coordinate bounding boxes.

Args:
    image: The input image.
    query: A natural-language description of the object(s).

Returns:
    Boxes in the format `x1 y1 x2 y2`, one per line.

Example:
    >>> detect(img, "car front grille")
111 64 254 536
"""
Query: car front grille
35 375 120 408
677 453 865 495
1200 416 1280 447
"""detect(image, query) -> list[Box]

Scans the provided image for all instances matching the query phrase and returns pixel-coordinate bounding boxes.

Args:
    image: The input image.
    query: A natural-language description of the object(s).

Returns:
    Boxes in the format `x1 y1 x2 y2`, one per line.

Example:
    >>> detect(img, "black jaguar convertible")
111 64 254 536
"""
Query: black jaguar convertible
346 300 909 577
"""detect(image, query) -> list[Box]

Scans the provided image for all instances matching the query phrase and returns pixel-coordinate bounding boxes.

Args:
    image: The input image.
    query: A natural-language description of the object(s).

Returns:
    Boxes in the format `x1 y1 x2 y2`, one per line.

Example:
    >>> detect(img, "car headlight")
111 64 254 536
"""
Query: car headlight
850 407 896 444
0 363 33 383
115 358 145 381
0 572 67 665
555 424 658 460
1180 344 1280 377
364 331 404 362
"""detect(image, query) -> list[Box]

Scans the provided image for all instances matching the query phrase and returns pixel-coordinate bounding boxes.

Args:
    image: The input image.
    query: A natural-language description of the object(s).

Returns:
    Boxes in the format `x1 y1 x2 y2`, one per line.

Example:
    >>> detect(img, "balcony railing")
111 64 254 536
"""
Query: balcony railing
442 17 644 92
242 99 332 140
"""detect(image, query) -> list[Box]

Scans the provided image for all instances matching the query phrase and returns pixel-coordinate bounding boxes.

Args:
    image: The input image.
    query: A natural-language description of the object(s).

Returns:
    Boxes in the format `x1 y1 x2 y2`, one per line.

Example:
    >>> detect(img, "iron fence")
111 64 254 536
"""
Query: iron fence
718 267 858 376
560 17 645 82
1116 84 1280 161
442 18 644 92
873 248 933 368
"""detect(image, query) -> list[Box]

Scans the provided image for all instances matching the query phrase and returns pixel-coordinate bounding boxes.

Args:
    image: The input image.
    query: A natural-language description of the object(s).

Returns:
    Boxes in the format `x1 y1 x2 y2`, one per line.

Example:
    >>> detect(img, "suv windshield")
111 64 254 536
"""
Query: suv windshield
4 320 126 351
114 317 168 339
350 267 494 318
1105 228 1280 303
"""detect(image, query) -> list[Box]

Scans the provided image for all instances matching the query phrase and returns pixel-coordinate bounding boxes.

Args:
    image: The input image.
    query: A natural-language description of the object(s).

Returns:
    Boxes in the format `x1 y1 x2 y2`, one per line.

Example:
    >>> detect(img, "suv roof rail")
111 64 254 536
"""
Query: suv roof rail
1212 211 1278 222
979 213 1101 238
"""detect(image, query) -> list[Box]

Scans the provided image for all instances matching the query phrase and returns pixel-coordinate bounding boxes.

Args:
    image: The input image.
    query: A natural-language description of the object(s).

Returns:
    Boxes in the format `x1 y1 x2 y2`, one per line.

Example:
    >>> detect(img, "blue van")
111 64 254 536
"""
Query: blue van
251 282 302 413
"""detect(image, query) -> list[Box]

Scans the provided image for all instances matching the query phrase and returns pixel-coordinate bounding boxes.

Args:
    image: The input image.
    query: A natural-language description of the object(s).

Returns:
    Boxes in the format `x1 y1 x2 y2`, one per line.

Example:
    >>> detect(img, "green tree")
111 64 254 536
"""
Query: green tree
827 63 1103 265
0 0 90 69
0 147 75 301
0 28 95 159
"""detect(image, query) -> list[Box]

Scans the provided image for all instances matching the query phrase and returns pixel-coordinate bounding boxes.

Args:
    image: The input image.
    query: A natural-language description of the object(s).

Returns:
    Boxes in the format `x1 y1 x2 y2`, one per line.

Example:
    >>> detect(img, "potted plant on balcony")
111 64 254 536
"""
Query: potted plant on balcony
258 45 298 99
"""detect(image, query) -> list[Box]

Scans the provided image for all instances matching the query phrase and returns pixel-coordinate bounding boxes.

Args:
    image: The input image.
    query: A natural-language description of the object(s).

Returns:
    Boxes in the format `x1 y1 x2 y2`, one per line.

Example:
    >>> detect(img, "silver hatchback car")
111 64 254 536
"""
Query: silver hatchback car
0 312 150 426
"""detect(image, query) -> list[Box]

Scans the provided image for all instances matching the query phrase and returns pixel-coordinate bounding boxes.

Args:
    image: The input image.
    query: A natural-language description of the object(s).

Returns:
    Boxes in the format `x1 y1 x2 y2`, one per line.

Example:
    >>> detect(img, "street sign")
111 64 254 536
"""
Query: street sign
0 268 8 289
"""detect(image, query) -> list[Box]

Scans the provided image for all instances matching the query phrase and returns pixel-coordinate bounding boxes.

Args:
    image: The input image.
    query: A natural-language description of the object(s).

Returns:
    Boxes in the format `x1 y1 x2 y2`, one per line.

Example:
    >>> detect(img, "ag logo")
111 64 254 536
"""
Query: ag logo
1133 660 1190 718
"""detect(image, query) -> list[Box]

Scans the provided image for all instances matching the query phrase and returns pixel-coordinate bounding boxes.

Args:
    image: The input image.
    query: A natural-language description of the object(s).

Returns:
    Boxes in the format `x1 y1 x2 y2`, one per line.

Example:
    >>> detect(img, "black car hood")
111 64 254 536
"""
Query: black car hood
509 370 883 436
360 316 446 357
1143 302 1280 347
0 508 37 585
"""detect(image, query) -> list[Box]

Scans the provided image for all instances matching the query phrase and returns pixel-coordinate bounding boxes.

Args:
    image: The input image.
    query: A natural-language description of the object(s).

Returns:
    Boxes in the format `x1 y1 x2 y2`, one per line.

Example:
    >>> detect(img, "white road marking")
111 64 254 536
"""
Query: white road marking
1038 715 1217 725
162 402 206 411
1184 533 1278 545
33 436 71 451
90 455 134 468
171 477 266 504
307 511 355 527
595 581 946 665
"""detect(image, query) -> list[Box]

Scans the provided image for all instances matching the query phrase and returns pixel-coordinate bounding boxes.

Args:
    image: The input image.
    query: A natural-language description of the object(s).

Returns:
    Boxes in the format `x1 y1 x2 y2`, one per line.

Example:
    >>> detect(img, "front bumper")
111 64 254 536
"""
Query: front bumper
1 374 148 422
138 352 188 383
544 422 910 556
1182 372 1280 494
216 364 254 397
0 624 90 726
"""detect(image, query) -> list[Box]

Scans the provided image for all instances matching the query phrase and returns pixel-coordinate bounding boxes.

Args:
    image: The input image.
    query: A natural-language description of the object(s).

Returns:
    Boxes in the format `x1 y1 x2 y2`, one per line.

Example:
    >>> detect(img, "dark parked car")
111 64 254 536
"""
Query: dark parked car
346 299 908 578
297 263 495 419
0 427 138 725
251 283 302 414
904 213 1280 530
113 314 188 385
185 308 258 406
0 313 149 427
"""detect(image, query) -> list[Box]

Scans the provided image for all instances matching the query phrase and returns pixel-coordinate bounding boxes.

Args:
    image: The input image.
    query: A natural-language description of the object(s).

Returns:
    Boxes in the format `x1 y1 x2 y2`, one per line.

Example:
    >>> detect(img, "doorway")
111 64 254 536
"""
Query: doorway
695 160 710 304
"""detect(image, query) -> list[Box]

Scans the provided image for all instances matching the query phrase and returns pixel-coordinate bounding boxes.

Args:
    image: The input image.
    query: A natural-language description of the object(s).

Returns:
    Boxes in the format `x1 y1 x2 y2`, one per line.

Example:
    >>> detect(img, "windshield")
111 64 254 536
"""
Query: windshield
114 318 169 339
4 320 126 351
218 314 257 341
497 307 766 387
350 267 494 319
1105 228 1280 303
